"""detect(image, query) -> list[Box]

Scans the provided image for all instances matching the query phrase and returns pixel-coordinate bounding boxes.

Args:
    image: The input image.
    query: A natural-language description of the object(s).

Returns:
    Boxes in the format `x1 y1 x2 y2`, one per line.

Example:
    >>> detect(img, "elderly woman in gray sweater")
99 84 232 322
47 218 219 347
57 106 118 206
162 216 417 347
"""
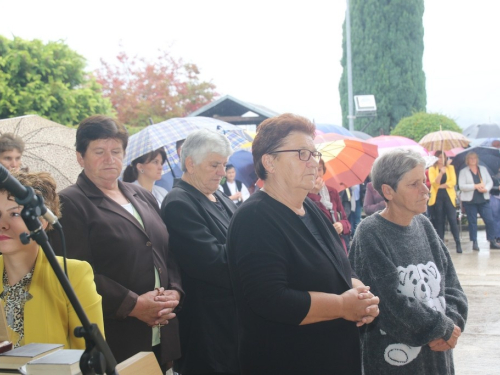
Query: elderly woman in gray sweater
349 149 468 375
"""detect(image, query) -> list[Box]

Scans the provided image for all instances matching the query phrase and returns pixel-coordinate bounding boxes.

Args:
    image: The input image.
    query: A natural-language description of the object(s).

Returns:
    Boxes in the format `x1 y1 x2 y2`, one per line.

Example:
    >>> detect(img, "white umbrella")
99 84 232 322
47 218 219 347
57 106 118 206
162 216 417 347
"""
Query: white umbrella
0 115 81 191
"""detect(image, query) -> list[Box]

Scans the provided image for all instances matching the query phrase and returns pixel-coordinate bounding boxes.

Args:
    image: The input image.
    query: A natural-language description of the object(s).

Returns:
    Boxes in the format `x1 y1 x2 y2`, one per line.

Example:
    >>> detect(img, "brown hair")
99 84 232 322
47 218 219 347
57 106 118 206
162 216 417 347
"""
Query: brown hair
76 115 128 156
0 172 60 231
433 150 447 166
319 158 326 174
122 148 167 182
0 133 25 154
252 113 316 180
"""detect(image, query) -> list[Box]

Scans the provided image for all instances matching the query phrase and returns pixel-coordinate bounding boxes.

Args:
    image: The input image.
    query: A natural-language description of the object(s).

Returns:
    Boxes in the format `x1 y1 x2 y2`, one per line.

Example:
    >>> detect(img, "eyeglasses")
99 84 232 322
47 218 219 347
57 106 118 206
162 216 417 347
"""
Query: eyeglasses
269 149 322 161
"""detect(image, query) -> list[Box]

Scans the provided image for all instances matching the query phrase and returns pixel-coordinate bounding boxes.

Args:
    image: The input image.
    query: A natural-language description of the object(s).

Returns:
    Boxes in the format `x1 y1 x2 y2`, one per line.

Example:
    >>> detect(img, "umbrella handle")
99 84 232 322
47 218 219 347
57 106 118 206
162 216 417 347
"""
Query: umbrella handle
165 154 177 178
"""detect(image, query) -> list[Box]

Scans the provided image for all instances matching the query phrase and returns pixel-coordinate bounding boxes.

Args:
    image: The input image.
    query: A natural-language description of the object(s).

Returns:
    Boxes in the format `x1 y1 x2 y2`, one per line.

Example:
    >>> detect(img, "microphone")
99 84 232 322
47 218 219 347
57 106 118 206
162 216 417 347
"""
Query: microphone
0 164 59 226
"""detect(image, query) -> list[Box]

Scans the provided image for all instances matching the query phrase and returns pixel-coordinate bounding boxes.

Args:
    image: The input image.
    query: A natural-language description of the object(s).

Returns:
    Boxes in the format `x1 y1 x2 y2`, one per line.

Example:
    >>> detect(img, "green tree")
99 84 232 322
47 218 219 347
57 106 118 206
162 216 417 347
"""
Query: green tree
391 112 462 142
0 36 113 125
96 50 218 127
339 0 426 136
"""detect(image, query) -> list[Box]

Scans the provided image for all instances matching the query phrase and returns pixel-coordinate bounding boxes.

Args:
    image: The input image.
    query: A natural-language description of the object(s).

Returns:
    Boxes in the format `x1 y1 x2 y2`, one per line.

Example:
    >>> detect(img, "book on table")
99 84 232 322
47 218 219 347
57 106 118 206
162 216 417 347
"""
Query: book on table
0 343 63 370
0 369 24 374
25 349 83 375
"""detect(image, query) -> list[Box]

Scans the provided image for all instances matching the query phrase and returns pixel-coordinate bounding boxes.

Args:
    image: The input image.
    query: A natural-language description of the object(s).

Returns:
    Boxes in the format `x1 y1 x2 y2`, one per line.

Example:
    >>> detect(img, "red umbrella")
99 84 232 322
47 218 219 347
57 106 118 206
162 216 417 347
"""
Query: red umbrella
315 134 378 191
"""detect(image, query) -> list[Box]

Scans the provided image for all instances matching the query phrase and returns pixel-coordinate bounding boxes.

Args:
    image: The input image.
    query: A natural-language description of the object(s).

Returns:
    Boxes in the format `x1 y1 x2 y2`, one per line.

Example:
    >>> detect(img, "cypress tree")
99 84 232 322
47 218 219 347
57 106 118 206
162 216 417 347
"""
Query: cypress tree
339 0 426 135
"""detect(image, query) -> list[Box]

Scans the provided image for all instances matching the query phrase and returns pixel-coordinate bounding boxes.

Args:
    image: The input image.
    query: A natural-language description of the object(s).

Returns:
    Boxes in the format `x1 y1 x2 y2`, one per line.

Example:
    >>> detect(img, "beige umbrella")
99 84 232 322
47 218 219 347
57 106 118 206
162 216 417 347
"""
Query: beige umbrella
419 130 470 152
0 115 81 191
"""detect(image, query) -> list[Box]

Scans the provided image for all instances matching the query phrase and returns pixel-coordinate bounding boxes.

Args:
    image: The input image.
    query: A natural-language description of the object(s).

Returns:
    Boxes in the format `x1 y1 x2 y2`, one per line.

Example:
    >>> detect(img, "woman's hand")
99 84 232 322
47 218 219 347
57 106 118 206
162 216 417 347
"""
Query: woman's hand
310 176 325 194
230 192 242 201
129 289 179 326
429 325 461 351
478 186 488 193
475 183 487 192
333 222 343 234
445 325 462 348
152 288 181 325
340 286 380 326
440 167 447 174
428 338 449 351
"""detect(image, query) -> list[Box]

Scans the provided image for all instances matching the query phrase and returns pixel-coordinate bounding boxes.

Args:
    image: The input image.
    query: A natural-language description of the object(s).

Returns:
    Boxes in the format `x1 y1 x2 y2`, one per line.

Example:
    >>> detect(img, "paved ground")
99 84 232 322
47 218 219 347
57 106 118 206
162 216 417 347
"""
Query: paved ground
444 228 500 375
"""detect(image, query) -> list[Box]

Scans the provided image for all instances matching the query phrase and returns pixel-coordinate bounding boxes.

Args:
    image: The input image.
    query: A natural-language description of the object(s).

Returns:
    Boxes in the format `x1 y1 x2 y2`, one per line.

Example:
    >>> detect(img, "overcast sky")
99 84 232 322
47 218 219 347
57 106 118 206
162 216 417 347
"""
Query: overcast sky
1 0 498 129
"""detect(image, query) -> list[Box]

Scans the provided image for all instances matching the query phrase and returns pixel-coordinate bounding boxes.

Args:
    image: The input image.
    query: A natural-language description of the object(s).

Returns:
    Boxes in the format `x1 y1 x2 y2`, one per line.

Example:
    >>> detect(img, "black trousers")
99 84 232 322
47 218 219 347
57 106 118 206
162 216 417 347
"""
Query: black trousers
433 192 460 242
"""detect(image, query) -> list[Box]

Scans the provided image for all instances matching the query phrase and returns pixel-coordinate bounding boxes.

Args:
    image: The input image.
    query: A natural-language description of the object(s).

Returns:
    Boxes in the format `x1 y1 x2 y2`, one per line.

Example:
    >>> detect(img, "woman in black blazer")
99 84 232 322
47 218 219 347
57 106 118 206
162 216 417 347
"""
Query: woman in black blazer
161 129 239 375
226 114 380 374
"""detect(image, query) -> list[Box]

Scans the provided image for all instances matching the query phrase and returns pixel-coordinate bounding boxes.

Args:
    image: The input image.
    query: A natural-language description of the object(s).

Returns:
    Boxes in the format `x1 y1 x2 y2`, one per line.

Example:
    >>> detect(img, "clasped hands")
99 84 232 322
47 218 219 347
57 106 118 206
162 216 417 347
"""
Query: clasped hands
230 191 242 201
428 324 462 352
475 183 488 193
129 287 180 327
341 286 380 327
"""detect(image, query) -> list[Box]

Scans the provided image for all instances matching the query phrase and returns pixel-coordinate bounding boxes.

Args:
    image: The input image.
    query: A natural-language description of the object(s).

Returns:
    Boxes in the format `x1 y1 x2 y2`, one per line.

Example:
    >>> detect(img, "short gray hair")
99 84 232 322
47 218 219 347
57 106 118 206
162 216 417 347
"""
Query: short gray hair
181 128 233 171
371 149 426 200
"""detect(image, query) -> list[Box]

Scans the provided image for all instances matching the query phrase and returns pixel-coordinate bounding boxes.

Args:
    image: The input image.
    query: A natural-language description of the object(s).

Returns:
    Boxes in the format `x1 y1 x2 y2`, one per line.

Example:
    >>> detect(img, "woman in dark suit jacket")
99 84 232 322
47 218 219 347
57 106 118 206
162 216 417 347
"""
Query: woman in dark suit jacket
161 129 239 375
226 113 379 374
50 116 182 371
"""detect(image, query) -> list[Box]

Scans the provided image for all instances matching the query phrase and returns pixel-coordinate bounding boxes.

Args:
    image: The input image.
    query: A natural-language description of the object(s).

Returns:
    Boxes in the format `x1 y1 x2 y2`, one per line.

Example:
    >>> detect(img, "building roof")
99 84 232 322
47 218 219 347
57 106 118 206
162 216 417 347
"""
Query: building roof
188 94 279 126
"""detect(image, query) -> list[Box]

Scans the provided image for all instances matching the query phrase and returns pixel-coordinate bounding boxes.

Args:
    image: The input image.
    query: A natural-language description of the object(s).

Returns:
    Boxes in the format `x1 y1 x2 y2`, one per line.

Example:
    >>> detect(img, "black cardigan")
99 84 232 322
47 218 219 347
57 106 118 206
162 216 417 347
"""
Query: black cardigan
227 191 361 375
161 179 239 374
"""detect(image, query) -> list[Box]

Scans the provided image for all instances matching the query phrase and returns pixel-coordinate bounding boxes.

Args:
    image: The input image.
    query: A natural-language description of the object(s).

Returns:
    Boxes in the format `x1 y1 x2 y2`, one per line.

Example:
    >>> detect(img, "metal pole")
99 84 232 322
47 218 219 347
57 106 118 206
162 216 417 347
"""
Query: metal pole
345 0 355 132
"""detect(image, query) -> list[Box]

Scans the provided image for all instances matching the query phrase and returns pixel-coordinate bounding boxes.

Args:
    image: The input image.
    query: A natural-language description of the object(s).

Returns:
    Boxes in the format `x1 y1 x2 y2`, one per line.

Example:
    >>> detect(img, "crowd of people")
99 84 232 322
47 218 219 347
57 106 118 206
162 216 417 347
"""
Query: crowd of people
5 112 500 373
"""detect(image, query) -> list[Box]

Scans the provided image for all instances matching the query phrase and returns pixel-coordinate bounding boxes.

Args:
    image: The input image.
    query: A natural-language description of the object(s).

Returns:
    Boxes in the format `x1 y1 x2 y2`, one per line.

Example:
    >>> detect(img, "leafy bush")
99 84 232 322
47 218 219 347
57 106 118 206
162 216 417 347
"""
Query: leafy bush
391 112 462 142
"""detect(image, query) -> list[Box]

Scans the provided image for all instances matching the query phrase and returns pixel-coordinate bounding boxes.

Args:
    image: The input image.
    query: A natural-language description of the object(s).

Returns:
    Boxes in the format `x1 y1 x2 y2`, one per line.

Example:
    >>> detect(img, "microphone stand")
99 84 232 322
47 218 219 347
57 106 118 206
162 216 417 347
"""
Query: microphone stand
16 187 118 375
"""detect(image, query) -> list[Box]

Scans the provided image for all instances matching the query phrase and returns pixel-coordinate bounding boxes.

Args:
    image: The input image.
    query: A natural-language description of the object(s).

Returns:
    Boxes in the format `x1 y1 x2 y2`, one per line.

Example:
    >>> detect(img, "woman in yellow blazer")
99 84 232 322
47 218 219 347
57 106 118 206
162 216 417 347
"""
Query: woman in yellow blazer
428 150 462 253
0 172 104 349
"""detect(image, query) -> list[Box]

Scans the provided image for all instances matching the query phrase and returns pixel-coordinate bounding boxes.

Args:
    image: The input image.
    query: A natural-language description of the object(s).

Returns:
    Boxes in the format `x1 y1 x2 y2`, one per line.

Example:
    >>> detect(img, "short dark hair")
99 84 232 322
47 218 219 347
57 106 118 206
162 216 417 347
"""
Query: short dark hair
225 164 235 171
252 113 316 180
76 115 128 156
176 139 185 156
0 133 25 154
122 148 167 182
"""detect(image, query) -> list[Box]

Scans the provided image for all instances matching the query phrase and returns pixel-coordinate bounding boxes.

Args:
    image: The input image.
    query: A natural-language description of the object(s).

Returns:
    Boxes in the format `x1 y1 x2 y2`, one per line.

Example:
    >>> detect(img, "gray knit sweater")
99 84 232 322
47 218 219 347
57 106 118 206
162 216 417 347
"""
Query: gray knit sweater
349 213 468 375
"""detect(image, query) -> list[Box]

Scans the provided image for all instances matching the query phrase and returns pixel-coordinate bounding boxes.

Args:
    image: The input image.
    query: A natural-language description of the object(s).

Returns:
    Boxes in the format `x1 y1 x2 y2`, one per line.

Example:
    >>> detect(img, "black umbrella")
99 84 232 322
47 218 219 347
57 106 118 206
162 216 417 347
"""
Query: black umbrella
451 146 500 176
463 123 500 139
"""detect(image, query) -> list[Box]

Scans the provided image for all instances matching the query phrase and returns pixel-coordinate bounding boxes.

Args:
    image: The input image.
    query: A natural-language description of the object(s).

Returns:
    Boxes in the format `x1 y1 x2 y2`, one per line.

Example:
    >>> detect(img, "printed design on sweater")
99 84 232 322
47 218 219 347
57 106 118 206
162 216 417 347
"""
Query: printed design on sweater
383 261 446 366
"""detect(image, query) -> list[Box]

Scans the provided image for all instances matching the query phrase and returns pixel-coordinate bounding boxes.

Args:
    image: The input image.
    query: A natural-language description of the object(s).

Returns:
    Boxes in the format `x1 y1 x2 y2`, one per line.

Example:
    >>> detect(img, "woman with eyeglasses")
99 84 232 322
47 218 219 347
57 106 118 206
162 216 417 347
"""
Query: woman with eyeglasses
226 113 379 374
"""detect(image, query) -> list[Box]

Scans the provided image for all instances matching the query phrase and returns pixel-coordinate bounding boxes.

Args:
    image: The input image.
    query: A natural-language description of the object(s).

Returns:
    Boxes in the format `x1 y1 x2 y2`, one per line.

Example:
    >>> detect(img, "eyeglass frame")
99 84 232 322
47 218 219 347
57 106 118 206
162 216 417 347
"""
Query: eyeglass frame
268 149 322 162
